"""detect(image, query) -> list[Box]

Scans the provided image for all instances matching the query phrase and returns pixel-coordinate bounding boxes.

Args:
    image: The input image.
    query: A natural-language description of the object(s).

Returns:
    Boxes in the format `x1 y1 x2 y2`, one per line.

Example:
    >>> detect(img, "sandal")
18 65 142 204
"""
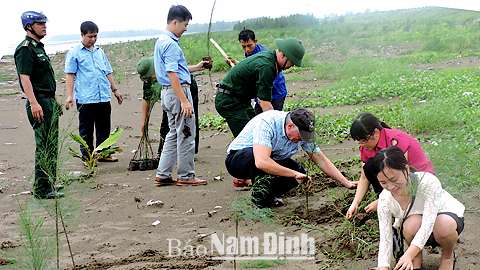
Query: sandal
0 258 11 265
98 156 118 162
270 198 284 207
233 178 252 188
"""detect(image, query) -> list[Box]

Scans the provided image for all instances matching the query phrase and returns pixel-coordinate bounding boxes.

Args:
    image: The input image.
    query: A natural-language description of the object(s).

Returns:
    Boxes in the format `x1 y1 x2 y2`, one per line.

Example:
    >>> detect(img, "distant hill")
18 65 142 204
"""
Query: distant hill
48 21 238 42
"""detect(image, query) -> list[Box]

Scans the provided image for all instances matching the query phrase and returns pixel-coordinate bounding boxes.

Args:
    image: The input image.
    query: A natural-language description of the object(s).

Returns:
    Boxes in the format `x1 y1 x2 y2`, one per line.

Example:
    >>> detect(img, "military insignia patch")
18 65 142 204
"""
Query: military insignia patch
22 40 30 47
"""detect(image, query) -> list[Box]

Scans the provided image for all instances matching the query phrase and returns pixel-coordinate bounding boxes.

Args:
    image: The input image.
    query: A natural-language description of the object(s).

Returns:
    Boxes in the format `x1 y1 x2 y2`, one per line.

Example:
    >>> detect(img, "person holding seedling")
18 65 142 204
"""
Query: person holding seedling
373 146 463 270
346 113 434 220
64 21 123 164
226 29 288 115
215 37 305 138
136 57 200 158
225 107 357 208
14 11 64 199
153 5 208 186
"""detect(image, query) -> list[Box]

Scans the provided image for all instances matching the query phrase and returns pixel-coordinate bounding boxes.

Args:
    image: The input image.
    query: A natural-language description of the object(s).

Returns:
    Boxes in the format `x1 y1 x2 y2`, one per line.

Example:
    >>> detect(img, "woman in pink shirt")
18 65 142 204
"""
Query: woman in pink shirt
346 113 434 220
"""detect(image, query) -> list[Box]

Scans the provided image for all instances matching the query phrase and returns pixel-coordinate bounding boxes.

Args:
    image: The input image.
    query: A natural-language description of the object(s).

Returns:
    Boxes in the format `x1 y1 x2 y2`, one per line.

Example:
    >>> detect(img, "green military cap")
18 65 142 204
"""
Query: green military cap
137 57 154 82
275 37 305 67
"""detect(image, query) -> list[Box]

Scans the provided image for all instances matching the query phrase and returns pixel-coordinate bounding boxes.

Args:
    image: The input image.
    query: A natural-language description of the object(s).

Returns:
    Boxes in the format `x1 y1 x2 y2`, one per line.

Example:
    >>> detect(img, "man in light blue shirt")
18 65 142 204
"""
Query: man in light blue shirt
226 29 288 115
153 5 208 186
226 107 357 208
65 21 123 162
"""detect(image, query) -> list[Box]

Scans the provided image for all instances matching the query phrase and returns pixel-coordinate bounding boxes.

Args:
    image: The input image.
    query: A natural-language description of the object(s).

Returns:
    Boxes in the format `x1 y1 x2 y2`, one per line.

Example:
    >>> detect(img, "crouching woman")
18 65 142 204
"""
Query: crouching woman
374 146 464 270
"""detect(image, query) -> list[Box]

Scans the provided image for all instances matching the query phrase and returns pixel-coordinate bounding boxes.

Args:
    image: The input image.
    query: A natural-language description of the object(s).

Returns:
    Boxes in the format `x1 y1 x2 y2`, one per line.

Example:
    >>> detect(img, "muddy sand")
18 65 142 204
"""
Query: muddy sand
1 64 480 269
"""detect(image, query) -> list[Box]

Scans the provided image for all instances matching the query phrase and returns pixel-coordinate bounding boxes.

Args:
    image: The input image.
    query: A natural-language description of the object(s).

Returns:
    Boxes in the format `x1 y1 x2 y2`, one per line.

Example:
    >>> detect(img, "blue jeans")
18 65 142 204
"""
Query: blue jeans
156 86 196 180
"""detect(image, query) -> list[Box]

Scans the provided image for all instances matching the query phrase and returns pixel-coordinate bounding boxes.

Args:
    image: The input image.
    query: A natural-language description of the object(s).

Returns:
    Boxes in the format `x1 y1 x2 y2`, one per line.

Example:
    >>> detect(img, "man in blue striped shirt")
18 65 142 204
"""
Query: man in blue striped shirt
225 107 357 208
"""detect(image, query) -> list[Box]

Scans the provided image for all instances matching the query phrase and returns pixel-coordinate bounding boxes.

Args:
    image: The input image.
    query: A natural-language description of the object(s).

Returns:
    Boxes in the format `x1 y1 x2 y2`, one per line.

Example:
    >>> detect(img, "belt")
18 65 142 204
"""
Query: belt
163 83 190 89
35 92 55 98
217 87 232 95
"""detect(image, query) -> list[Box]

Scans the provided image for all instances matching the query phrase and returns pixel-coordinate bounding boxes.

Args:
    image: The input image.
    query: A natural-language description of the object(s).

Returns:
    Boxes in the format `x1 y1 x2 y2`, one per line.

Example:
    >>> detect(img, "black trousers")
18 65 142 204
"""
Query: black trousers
77 101 111 157
225 147 303 207
363 157 385 195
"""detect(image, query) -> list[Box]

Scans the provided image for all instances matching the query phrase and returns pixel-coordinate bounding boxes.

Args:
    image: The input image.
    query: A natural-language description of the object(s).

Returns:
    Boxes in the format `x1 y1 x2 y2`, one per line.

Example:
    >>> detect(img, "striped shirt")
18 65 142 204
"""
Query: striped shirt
227 110 319 160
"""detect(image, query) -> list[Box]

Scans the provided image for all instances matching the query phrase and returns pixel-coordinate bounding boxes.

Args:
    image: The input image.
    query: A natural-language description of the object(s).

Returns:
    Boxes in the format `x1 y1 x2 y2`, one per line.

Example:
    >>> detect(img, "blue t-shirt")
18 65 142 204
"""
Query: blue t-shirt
248 43 287 100
64 44 113 104
154 30 191 86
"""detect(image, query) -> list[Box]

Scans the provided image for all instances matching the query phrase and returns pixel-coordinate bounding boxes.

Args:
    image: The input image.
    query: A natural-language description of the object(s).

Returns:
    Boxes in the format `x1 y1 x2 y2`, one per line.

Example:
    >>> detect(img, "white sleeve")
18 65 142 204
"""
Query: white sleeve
377 195 394 268
410 176 442 250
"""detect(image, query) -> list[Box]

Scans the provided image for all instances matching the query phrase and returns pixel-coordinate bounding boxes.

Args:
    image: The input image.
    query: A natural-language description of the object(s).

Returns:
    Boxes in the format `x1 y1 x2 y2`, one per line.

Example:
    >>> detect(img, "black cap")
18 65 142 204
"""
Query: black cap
290 107 316 143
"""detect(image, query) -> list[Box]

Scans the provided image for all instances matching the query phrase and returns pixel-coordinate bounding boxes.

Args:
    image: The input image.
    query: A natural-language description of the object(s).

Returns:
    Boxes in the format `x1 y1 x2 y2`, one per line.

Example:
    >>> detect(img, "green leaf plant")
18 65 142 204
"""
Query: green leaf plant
68 127 123 175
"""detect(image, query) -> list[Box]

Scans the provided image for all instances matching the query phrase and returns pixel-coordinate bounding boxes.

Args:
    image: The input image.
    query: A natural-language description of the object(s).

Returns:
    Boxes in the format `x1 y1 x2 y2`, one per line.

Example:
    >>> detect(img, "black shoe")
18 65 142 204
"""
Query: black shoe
35 191 65 200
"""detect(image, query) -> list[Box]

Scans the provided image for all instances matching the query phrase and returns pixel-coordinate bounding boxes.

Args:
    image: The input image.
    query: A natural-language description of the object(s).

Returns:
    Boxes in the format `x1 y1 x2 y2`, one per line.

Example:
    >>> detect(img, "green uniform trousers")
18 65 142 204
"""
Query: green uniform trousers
158 74 199 154
215 92 256 137
26 97 59 197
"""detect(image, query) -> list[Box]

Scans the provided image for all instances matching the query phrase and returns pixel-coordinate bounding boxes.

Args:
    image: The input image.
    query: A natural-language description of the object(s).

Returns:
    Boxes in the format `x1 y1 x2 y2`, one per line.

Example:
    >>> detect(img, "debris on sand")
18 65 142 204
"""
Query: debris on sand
147 199 164 207
9 190 32 196
207 210 217 217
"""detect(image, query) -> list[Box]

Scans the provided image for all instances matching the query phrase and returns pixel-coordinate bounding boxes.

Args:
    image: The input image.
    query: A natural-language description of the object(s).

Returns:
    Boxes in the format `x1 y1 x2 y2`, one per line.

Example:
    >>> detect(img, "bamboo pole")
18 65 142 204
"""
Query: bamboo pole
210 38 234 67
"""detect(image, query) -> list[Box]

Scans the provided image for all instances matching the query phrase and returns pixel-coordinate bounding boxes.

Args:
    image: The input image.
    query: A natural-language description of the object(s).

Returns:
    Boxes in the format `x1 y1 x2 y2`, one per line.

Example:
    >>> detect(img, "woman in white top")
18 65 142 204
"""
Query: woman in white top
373 146 464 270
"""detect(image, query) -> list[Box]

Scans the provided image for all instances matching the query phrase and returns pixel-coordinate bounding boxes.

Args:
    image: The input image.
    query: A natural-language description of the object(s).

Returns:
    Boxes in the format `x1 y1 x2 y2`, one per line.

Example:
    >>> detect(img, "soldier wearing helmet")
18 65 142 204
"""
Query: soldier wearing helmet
21 11 49 40
14 11 64 199
215 37 305 138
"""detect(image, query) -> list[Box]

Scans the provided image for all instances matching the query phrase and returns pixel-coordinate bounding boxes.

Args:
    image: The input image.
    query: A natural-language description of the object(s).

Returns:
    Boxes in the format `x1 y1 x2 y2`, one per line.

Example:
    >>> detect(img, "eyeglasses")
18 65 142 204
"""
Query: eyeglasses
356 135 372 145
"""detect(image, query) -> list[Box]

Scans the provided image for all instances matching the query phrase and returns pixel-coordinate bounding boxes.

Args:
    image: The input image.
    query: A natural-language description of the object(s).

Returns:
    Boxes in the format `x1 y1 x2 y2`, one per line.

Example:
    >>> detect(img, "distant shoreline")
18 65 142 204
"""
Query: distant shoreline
2 35 161 57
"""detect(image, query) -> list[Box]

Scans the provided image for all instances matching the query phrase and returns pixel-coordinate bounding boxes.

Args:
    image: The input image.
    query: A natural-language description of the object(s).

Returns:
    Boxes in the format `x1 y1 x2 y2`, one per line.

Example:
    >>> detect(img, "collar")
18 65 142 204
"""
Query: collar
245 43 264 58
25 36 41 47
163 29 179 42
81 43 98 52
376 128 388 149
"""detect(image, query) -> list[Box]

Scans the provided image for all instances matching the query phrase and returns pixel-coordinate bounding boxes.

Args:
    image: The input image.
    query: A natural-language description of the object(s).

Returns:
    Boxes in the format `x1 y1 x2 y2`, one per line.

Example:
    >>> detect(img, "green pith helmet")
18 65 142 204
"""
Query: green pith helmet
137 57 154 81
274 37 305 67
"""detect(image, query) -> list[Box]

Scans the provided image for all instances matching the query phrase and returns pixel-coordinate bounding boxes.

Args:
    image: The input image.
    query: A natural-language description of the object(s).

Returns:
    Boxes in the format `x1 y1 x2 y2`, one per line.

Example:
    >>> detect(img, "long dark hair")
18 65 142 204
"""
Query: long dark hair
350 112 391 141
372 146 419 197
372 146 408 177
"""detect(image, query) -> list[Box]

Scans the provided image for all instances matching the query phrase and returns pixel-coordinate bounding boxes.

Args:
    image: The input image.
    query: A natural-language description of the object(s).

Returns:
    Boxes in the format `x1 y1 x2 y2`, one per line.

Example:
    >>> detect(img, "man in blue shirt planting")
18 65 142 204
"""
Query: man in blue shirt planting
226 29 288 115
225 107 357 208
65 21 123 163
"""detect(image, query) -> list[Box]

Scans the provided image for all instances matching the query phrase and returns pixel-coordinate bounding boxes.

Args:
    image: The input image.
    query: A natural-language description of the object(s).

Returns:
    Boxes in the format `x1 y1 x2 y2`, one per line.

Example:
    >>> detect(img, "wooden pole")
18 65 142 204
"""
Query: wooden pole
210 38 234 67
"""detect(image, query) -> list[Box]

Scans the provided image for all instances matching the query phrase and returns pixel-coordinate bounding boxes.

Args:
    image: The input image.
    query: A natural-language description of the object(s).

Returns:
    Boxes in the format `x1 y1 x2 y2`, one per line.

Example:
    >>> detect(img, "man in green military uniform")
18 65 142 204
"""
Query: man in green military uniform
137 57 200 156
215 37 305 137
14 11 64 199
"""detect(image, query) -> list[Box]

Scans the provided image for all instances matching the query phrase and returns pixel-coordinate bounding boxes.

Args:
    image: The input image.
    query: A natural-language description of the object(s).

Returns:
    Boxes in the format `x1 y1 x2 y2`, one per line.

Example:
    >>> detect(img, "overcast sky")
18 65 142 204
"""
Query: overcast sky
1 0 480 57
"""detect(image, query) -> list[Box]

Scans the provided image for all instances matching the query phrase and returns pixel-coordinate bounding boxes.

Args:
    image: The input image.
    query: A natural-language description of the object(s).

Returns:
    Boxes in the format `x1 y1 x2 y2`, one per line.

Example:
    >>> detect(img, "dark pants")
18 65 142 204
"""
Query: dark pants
363 157 385 195
76 101 111 157
26 97 59 197
215 92 256 137
254 96 286 115
158 74 199 154
225 147 303 207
